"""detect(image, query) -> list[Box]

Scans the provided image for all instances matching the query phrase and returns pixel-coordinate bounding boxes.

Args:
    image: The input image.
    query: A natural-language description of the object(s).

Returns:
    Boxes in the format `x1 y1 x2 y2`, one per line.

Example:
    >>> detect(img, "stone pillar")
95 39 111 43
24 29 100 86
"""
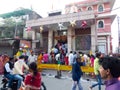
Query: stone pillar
67 27 72 53
32 30 36 49
107 35 110 54
48 29 53 53
54 31 58 45
71 28 75 51
40 33 43 47
91 25 96 55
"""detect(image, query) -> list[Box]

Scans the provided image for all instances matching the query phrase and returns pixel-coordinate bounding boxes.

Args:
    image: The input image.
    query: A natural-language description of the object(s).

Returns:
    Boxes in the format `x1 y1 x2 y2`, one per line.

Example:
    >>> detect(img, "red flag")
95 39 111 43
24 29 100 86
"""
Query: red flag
81 20 87 28
26 26 31 31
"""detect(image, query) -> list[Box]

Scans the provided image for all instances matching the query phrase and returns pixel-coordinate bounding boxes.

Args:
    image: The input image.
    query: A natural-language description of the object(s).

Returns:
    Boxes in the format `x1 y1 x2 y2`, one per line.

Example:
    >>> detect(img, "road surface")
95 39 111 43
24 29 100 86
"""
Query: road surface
0 70 105 90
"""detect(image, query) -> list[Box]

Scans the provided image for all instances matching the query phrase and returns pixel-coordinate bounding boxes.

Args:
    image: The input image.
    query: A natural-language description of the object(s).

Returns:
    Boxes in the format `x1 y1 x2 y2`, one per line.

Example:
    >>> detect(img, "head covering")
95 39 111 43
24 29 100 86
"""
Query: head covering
19 48 23 51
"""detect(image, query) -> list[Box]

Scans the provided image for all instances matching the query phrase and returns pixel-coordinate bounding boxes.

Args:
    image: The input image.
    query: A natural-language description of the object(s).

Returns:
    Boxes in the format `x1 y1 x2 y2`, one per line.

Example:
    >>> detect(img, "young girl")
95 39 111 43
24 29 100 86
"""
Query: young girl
24 62 41 90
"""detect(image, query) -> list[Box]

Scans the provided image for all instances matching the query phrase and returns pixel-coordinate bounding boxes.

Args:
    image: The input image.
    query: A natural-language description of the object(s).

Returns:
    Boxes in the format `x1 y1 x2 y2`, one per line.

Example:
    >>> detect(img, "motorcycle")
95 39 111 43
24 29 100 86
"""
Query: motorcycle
1 77 47 90
1 77 18 90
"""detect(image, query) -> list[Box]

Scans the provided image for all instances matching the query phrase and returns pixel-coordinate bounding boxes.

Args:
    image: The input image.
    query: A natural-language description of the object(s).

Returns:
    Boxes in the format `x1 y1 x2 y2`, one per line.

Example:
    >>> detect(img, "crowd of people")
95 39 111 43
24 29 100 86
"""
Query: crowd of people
71 52 120 90
0 46 120 90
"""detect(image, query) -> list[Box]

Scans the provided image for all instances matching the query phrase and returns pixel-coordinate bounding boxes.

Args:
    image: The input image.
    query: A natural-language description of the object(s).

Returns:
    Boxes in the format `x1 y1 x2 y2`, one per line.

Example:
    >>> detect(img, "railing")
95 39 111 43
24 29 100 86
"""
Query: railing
37 64 94 73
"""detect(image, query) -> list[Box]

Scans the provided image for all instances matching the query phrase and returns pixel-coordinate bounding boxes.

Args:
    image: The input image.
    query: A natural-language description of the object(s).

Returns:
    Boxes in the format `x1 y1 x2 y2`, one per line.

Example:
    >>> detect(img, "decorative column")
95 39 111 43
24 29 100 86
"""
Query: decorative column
107 35 110 54
71 28 75 51
54 31 58 45
40 33 43 47
67 27 72 53
91 25 96 55
32 30 36 49
48 29 53 53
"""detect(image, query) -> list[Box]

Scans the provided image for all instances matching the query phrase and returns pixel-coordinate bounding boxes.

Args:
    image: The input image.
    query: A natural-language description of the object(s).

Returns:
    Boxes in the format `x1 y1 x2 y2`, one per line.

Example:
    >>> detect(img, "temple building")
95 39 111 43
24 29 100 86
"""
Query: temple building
26 0 116 55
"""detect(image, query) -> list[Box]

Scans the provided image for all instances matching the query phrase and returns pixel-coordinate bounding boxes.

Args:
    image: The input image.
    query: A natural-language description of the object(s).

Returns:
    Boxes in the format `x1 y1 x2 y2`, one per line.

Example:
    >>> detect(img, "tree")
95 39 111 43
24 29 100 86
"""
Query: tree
0 9 32 19
0 18 25 38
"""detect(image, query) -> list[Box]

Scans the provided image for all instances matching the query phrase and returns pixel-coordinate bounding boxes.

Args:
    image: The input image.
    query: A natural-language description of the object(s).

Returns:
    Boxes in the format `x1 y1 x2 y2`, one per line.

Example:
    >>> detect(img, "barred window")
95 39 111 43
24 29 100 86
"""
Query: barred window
98 5 103 12
98 20 104 28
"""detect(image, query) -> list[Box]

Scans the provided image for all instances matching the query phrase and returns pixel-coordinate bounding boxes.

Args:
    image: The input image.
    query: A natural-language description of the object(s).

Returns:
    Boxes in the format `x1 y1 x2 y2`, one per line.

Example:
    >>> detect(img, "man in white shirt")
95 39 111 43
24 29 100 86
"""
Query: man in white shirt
4 57 23 90
68 51 74 65
28 52 37 64
13 55 29 90
55 53 60 63
13 55 29 75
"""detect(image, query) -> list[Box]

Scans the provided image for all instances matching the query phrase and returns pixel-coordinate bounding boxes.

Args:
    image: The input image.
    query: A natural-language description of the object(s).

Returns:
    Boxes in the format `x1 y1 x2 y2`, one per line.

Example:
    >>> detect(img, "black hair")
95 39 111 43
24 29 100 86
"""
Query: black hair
95 52 101 58
19 55 25 59
76 56 81 62
99 56 120 78
9 57 14 62
91 54 95 59
29 62 38 76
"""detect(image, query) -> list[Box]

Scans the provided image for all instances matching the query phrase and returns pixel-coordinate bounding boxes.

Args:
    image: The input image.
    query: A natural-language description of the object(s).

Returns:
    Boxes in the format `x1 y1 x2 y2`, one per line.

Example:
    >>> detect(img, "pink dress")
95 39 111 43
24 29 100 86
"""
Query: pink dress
90 57 94 67
43 53 49 63
24 72 41 90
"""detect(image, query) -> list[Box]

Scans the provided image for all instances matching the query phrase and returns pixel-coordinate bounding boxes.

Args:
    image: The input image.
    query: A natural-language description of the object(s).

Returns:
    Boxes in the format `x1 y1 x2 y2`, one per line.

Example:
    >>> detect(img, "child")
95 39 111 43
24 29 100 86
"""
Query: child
24 62 41 90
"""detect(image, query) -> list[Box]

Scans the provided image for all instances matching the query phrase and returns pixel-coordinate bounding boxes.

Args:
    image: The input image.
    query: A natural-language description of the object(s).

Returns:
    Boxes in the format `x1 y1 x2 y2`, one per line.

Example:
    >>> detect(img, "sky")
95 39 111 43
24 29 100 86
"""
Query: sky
0 0 82 17
0 0 120 52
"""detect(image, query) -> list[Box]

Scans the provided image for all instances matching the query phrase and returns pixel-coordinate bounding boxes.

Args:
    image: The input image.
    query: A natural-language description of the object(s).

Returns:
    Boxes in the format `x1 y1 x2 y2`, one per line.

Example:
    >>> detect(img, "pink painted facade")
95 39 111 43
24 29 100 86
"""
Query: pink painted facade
26 0 116 55
65 0 116 54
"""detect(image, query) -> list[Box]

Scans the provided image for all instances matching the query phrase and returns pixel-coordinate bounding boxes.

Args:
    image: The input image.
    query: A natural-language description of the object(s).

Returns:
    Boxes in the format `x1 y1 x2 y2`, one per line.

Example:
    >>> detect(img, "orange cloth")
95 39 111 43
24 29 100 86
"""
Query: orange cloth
0 56 4 74
37 54 43 64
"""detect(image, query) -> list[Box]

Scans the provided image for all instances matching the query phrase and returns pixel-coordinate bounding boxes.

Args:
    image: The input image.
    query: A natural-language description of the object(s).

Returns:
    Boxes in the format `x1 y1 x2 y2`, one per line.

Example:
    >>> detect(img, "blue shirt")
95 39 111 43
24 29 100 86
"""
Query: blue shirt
72 62 83 81
105 78 120 90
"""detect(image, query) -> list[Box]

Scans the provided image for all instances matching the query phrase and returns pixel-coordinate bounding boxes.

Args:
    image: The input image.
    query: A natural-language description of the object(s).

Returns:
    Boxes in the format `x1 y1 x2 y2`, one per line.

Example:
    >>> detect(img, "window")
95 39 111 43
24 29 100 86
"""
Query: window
70 5 78 13
78 8 82 12
88 7 92 11
98 5 104 12
98 20 104 28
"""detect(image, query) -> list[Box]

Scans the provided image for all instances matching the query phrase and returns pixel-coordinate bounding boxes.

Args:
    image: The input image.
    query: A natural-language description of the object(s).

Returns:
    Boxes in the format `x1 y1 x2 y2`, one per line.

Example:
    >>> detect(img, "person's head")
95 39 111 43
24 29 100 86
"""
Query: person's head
19 48 23 51
70 51 72 53
95 52 101 58
29 62 38 76
9 57 14 63
99 56 120 80
31 51 34 55
3 55 9 63
73 51 76 55
19 55 25 60
91 54 95 59
76 56 81 63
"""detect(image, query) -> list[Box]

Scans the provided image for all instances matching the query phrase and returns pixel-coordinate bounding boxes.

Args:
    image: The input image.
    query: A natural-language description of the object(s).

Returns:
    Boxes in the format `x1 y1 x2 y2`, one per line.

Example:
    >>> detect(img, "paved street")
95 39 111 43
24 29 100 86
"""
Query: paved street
41 70 105 90
0 70 105 90
42 76 105 90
